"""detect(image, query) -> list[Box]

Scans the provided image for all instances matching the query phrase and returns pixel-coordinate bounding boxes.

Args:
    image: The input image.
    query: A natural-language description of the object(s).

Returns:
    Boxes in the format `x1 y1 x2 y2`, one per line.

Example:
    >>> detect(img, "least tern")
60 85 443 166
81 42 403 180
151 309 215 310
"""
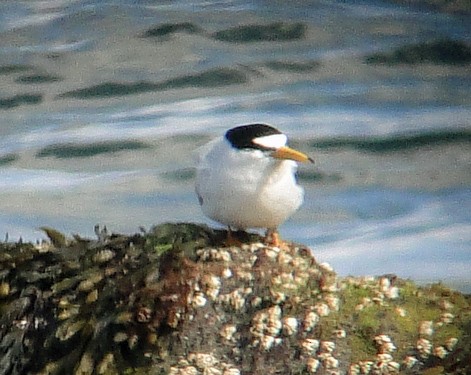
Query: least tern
195 123 313 246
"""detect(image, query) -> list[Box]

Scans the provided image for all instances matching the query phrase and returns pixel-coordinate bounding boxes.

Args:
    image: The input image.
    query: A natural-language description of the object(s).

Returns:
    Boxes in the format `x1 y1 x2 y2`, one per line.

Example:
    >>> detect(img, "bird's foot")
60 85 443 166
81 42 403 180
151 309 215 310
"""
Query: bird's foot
264 229 287 249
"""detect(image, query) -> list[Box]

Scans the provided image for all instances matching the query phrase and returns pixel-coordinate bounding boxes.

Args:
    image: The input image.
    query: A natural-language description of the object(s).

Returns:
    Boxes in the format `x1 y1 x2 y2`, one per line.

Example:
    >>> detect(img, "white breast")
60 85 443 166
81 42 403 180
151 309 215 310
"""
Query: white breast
195 137 304 230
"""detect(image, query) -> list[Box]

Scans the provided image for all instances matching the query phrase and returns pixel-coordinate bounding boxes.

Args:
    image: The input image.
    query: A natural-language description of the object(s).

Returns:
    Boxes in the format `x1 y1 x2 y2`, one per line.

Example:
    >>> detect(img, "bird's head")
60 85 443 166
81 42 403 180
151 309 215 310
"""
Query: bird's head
225 123 314 164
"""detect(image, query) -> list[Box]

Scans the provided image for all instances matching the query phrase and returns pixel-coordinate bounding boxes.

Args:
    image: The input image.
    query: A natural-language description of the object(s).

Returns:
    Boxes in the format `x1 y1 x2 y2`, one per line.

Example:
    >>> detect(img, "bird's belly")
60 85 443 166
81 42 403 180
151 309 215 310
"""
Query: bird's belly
199 169 303 230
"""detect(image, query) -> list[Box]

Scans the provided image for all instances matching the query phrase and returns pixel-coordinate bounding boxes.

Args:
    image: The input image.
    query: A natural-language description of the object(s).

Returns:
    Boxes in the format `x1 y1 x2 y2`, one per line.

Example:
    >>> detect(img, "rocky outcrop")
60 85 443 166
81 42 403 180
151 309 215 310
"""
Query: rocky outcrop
0 223 469 374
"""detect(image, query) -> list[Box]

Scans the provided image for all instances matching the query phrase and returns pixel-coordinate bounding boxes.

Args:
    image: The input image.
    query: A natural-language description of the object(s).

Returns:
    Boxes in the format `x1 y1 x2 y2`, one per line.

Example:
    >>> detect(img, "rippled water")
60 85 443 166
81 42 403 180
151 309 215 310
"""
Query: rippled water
0 0 470 291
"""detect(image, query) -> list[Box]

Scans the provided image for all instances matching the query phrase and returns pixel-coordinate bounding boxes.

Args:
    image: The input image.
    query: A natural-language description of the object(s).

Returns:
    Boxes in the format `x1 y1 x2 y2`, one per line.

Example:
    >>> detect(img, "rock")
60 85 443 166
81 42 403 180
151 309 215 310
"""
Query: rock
0 223 469 375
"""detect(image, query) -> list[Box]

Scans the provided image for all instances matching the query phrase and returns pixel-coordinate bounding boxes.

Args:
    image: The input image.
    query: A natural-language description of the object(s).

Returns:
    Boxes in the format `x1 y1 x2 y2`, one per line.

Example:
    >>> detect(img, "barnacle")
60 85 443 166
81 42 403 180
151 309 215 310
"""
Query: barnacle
0 223 469 375
92 249 115 264
301 338 320 354
306 357 320 373
418 320 434 336
282 316 298 336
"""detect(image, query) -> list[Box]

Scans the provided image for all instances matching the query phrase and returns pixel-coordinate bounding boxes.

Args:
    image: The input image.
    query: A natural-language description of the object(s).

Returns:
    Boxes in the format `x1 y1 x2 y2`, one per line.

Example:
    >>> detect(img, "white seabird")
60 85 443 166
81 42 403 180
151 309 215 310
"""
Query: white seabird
195 123 313 246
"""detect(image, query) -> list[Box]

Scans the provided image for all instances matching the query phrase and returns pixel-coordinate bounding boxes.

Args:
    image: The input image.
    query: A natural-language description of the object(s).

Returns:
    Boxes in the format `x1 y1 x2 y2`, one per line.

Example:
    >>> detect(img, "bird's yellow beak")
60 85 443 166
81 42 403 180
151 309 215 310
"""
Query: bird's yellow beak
271 146 314 163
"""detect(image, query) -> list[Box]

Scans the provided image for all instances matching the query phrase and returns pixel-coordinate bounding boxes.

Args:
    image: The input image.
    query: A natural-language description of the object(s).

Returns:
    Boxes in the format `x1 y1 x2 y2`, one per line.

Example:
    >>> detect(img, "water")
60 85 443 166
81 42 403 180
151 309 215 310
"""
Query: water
1 0 470 292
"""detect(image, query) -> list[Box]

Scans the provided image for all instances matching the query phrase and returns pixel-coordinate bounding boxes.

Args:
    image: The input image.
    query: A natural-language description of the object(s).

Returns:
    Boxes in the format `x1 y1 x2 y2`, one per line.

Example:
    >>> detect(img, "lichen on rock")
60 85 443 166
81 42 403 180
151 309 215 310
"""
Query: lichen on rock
0 223 469 375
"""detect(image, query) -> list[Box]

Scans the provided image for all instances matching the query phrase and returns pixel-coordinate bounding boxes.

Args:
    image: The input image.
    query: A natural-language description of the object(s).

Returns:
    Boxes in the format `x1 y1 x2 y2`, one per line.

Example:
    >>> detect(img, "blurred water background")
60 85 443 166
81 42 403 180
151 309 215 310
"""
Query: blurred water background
0 0 470 292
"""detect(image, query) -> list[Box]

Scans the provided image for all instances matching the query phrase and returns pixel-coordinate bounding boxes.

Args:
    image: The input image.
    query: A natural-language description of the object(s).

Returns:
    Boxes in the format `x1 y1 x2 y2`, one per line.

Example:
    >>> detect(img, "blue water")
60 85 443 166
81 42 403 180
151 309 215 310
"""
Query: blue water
0 0 470 292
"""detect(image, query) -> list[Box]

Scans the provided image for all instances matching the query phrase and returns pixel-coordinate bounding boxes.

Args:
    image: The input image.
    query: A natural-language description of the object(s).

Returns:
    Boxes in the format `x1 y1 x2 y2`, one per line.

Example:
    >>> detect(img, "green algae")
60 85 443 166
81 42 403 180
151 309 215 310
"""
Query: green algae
0 93 42 109
317 277 471 368
308 129 471 153
59 68 247 99
142 22 203 38
213 22 306 43
264 60 320 72
0 64 33 75
0 153 18 166
36 140 150 158
15 73 63 84
365 39 471 65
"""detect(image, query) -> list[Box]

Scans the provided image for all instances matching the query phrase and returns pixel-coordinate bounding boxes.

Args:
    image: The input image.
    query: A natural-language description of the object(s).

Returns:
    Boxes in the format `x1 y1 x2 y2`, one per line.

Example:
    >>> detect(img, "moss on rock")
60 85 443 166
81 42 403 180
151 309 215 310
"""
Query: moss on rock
0 223 469 375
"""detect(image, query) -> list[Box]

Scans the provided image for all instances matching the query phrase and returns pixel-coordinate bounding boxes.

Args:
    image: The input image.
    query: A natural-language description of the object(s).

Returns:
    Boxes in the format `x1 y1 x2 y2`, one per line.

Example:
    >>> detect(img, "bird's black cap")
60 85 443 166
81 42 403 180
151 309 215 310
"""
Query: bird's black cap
225 124 281 150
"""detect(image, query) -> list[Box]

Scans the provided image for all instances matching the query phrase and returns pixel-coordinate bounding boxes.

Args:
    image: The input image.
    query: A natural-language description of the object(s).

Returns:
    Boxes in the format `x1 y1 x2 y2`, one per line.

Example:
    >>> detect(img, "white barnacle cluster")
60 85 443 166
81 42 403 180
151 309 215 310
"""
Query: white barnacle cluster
261 246 280 260
319 262 334 272
407 335 458 364
354 296 373 311
271 271 294 288
276 250 293 265
170 353 240 375
192 293 208 308
219 287 251 311
270 290 286 304
320 340 336 354
333 329 346 339
186 282 207 308
320 355 339 371
353 361 374 375
250 305 283 350
348 335 400 374
433 346 448 359
378 276 399 300
351 357 400 375
33 240 54 253
394 306 407 317
416 337 432 358
300 338 319 354
221 267 233 279
355 349 398 374
403 355 419 369
92 249 116 264
319 264 339 293
169 366 197 375
427 337 458 361
305 357 320 374
269 268 309 305
371 354 400 374
324 293 340 312
414 315 458 361
282 316 298 336
201 274 222 301
197 248 232 263
233 268 254 282
439 312 454 325
241 242 265 253
314 302 330 317
405 335 456 369
250 295 262 308
317 340 339 371
445 337 458 351
439 299 454 311
302 309 319 332
219 324 237 342
349 275 400 309
418 320 434 337
188 352 217 370
301 340 339 374
374 334 397 354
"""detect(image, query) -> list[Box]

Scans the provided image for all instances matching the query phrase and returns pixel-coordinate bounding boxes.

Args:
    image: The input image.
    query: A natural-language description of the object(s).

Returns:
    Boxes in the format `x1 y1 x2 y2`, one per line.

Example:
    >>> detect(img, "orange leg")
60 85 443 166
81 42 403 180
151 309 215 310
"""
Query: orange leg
264 228 283 248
